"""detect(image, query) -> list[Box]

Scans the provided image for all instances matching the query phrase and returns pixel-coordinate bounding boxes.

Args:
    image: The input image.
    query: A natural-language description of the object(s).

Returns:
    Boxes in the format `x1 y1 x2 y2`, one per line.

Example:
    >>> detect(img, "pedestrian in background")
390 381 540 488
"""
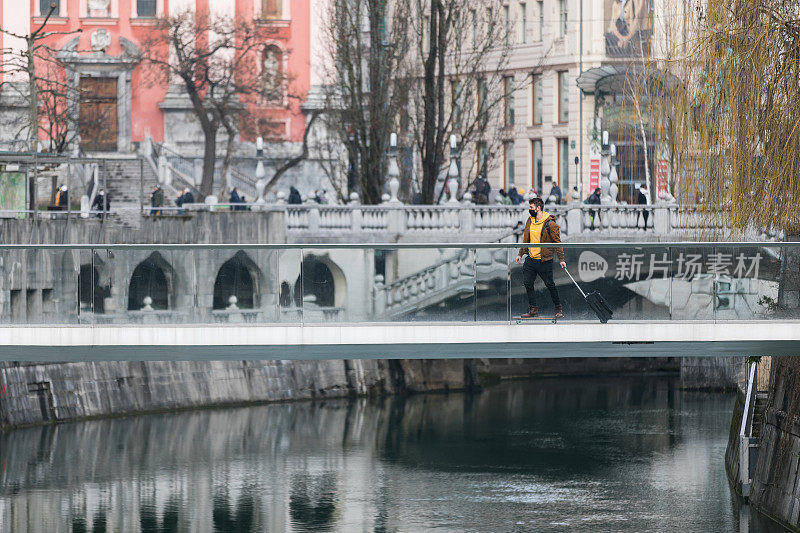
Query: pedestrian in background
585 187 602 230
55 185 69 211
473 176 491 205
498 189 512 205
92 188 110 218
547 183 562 204
637 185 650 229
288 186 302 205
230 187 243 210
150 185 164 215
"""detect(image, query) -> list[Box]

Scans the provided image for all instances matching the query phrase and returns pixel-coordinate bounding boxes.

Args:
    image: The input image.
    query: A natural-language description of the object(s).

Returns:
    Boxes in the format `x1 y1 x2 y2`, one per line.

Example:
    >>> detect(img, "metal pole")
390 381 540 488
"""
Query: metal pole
139 157 144 217
32 150 38 222
102 160 108 222
578 0 584 201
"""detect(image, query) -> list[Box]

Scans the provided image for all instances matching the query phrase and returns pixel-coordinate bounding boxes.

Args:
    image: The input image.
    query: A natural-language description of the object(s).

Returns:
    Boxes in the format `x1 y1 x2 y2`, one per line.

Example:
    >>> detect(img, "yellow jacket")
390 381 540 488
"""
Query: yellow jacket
517 212 565 262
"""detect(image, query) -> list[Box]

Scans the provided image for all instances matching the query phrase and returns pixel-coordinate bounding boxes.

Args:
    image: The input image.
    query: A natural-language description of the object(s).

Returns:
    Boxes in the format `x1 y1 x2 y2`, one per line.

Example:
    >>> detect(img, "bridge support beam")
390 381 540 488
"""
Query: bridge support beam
0 322 798 361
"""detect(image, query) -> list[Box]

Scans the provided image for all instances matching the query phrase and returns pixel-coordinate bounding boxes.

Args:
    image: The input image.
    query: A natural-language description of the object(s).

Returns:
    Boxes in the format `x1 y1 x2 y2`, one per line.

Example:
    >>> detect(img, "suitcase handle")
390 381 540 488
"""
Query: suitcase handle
562 266 587 298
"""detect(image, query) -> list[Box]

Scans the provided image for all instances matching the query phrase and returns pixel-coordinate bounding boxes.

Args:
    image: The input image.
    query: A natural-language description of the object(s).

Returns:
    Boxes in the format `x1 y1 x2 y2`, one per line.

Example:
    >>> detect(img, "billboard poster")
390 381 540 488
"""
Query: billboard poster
657 159 669 195
605 0 651 57
0 172 26 218
589 159 600 191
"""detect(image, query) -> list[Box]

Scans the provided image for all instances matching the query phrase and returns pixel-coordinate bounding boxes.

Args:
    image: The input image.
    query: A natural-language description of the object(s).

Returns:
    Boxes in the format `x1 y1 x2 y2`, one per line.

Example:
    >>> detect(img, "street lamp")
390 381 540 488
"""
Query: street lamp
386 132 401 203
255 136 266 203
447 134 459 203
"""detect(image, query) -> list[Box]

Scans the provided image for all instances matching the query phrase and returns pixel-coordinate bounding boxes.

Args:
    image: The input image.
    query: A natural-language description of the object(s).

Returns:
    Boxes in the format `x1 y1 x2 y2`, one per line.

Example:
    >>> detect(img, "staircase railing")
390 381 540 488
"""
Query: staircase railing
228 166 258 200
739 360 758 499
150 140 257 201
155 143 201 199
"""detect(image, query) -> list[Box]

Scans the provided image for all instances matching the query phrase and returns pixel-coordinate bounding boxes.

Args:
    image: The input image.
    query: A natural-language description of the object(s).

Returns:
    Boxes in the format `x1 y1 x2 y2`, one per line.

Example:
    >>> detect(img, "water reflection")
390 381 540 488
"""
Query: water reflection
213 486 255 532
0 376 785 532
289 473 338 532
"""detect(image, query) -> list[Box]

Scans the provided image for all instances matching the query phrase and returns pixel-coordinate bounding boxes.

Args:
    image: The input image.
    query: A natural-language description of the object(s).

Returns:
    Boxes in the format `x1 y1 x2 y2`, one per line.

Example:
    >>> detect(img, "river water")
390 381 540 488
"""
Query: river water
0 375 785 532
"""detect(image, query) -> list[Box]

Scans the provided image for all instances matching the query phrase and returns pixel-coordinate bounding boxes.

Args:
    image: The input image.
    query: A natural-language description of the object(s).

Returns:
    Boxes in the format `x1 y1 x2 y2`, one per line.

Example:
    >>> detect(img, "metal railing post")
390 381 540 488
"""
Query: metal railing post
739 360 757 498
139 157 144 217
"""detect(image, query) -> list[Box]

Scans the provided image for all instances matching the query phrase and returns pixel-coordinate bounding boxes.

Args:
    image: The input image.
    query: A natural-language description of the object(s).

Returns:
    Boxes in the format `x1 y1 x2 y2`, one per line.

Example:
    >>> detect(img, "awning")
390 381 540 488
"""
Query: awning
576 64 681 96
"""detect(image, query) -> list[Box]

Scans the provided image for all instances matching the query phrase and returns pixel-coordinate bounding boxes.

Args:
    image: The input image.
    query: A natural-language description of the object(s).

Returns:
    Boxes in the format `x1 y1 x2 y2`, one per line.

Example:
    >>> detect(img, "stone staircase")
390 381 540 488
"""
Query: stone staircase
752 392 769 438
99 156 159 229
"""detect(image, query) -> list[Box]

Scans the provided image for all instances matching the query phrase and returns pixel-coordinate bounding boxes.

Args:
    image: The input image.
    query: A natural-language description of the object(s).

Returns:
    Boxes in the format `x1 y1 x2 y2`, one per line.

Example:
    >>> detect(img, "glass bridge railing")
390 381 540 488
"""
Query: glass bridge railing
0 242 794 325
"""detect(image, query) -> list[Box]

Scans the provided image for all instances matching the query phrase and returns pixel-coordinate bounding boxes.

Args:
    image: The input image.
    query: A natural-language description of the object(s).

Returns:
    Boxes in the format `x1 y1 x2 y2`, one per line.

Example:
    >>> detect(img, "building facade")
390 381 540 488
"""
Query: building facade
487 0 679 203
0 0 311 154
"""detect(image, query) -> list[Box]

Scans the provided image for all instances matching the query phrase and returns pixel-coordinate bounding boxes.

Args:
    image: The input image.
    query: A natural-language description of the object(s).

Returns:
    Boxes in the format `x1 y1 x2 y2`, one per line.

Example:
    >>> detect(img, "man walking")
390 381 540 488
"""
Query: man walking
515 197 566 318
150 185 164 215
636 185 650 229
585 187 602 229
91 188 110 218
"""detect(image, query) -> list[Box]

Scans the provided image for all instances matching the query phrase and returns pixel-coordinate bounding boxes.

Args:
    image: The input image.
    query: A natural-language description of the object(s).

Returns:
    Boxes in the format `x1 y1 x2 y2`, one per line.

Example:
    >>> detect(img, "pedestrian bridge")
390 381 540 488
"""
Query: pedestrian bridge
0 242 796 361
2 320 799 361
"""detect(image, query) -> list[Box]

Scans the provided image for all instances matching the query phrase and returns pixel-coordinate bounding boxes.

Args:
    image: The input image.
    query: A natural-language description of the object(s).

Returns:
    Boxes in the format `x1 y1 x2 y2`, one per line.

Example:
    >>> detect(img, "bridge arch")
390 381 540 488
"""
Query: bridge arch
127 252 175 311
79 254 111 314
294 255 346 308
212 251 264 310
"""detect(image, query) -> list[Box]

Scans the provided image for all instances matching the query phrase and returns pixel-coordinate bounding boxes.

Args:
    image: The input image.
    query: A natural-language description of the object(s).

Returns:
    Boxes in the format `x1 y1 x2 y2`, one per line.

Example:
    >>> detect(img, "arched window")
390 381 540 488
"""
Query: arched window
279 281 292 307
294 257 335 307
263 45 283 104
261 0 281 19
128 258 169 310
79 264 108 313
213 256 255 310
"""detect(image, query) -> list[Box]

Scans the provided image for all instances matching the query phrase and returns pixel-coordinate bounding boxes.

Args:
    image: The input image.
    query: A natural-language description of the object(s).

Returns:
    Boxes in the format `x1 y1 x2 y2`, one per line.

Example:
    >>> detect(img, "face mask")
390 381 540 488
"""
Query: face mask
529 209 537 217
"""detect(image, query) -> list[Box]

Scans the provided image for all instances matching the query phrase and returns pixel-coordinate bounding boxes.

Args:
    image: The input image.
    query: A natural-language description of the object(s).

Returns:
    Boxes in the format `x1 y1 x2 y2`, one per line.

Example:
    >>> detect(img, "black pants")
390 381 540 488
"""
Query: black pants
523 256 561 309
638 208 649 229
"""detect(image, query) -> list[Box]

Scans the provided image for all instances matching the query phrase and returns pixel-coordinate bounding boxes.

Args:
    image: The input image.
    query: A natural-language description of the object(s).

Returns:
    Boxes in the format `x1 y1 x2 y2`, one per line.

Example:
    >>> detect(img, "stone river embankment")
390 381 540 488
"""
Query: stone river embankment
0 357 684 431
744 357 800 529
0 359 478 430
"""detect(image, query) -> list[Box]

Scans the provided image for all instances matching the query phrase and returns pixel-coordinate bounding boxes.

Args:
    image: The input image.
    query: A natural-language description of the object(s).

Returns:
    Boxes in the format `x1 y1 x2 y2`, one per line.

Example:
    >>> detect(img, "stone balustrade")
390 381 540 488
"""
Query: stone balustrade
282 203 680 240
374 247 511 319
280 306 346 322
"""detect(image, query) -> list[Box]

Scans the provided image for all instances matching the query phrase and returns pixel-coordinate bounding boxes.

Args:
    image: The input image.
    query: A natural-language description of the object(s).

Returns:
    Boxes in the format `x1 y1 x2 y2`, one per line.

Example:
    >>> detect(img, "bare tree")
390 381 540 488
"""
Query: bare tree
139 9 284 199
404 0 528 203
255 110 322 197
321 0 413 205
0 4 82 153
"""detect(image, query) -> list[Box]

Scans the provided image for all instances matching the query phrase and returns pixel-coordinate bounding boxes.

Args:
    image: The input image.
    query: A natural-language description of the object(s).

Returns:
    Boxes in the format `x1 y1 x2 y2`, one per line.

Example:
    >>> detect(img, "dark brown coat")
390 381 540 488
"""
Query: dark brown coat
517 215 565 262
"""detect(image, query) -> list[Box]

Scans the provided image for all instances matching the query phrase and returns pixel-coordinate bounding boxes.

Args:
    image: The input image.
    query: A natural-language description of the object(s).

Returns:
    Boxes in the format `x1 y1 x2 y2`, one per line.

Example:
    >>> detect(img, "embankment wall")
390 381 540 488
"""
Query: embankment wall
748 357 800 529
0 359 477 430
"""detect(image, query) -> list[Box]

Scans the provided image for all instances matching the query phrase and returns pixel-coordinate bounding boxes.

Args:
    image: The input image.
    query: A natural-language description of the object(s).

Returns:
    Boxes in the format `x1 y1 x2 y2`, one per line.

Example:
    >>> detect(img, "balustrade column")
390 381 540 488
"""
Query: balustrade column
308 208 321 232
373 275 386 317
352 209 363 232
566 207 582 236
459 208 475 233
653 205 671 235
387 208 405 234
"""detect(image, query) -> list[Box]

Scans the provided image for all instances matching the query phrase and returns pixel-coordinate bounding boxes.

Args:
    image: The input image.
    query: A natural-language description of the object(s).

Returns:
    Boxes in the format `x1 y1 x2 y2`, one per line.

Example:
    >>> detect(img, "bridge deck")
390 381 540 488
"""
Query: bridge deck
1 321 798 361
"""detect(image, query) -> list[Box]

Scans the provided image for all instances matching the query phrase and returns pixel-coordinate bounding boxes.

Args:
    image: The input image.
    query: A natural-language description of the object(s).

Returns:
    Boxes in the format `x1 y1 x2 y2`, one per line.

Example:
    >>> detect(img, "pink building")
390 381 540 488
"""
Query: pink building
0 0 310 152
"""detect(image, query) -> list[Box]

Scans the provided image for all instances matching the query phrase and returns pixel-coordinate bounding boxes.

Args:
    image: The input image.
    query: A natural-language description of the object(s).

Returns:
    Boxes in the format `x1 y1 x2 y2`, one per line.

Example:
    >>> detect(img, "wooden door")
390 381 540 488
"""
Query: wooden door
79 77 117 152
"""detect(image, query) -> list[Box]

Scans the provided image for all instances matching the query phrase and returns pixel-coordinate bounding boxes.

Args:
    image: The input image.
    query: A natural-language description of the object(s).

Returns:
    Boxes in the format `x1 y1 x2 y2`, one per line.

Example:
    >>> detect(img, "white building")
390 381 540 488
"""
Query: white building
486 0 681 203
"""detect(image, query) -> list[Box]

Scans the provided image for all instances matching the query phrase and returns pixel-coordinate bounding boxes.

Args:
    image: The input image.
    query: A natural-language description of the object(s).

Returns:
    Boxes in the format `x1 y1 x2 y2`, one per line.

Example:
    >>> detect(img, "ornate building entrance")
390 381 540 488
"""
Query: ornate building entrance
78 77 118 152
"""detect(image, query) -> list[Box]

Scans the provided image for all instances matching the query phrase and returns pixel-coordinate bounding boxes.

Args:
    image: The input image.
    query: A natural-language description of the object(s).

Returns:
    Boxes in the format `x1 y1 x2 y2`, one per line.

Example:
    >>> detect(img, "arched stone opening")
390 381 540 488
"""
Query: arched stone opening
294 255 346 308
128 253 173 310
79 264 109 313
213 253 258 310
279 281 292 307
